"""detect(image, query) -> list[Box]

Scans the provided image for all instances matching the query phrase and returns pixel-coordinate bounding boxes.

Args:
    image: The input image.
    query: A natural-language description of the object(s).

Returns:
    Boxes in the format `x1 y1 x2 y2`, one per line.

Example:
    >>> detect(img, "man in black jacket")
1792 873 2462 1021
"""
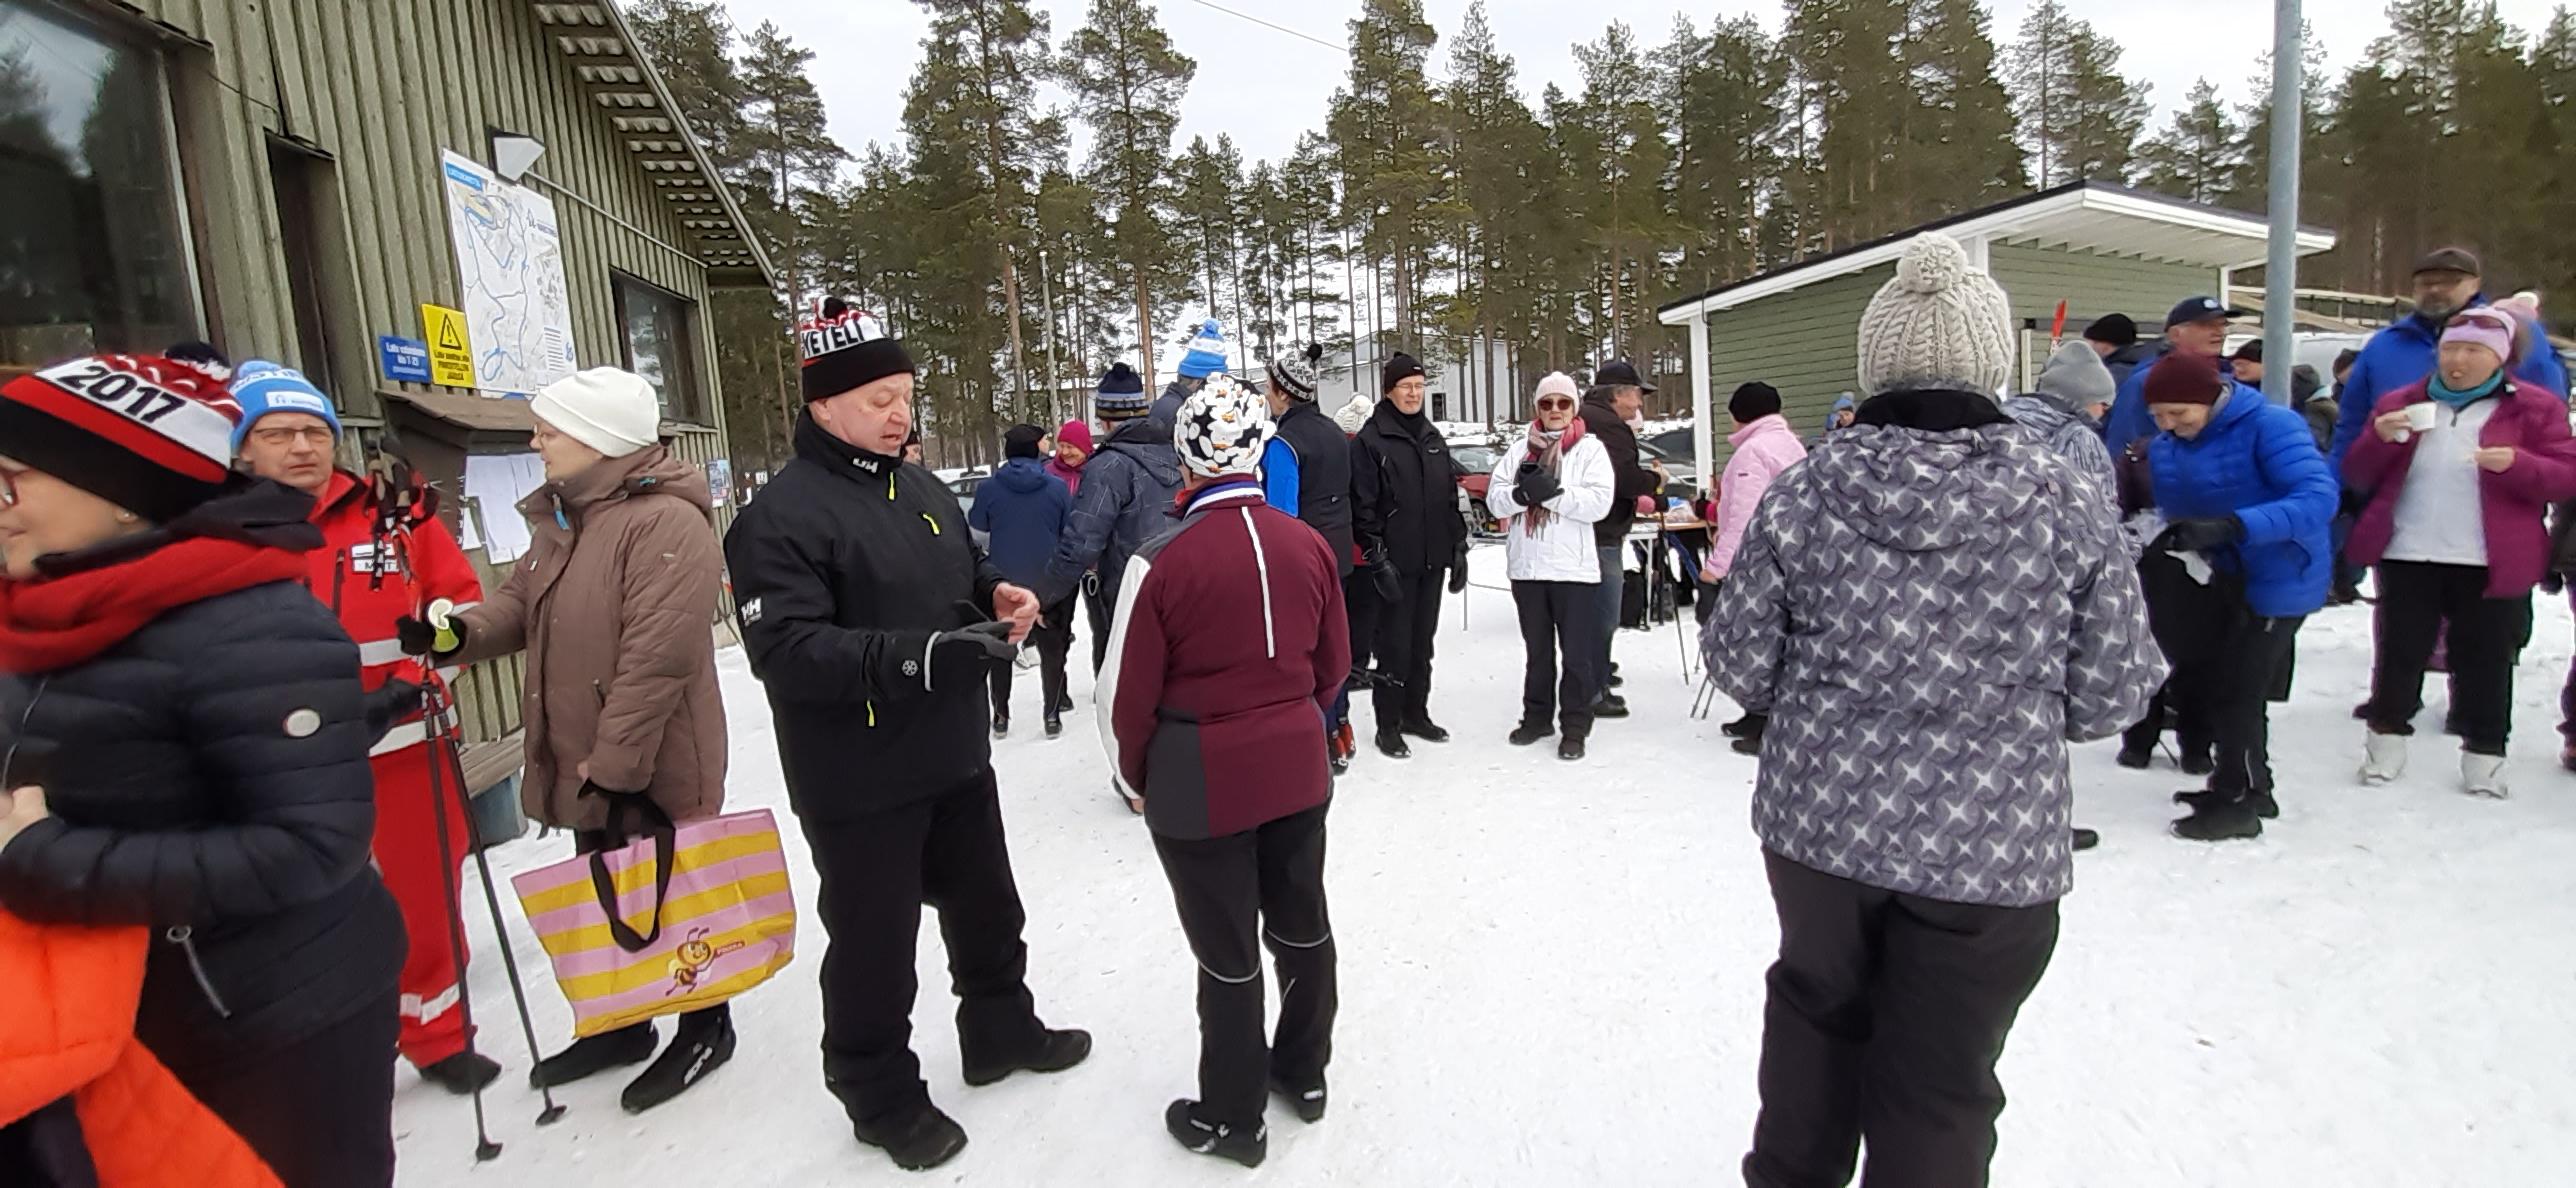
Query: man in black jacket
1578 359 1663 718
1350 353 1469 758
1260 343 1361 773
724 301 1091 1172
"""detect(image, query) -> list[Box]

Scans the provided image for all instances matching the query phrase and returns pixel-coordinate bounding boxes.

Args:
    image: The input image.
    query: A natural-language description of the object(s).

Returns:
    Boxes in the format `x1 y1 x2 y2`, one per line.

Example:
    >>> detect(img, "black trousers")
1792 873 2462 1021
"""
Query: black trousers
2200 609 2304 797
181 989 399 1188
2368 561 2530 756
991 596 1075 720
1085 579 1114 672
2118 683 2214 760
1343 569 1379 680
1371 571 1446 731
1150 804 1337 1128
1513 579 1604 737
798 770 1045 1125
1745 853 2057 1188
2120 552 2224 759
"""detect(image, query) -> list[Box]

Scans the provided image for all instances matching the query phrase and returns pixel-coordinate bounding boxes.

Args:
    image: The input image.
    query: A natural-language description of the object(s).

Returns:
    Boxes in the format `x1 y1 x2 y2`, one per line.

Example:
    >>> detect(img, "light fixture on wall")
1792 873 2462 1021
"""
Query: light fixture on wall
490 130 546 183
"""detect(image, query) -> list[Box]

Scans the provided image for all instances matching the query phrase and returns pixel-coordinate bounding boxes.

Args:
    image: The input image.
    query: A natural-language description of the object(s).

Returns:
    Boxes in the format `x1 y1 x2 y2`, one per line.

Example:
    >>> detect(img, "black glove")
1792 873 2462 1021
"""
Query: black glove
1513 462 1562 507
929 620 1019 687
392 614 466 658
1364 542 1403 603
1448 542 1470 594
2153 515 2243 554
360 679 423 747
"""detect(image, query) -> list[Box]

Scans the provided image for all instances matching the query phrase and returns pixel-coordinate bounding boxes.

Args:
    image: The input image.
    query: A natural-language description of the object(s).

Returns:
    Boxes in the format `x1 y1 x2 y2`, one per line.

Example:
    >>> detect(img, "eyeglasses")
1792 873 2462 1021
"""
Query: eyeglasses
250 425 336 448
1536 397 1575 411
0 463 20 508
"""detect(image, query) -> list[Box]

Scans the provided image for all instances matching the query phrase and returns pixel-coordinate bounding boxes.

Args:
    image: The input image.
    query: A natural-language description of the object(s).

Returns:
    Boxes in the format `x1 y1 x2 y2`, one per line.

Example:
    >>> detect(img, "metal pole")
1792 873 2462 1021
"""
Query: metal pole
2261 0 2303 405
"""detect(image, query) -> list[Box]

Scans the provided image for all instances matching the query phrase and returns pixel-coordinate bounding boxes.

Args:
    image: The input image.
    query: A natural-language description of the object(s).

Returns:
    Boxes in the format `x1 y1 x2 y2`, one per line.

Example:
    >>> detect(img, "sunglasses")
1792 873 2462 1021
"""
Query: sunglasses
1536 397 1575 411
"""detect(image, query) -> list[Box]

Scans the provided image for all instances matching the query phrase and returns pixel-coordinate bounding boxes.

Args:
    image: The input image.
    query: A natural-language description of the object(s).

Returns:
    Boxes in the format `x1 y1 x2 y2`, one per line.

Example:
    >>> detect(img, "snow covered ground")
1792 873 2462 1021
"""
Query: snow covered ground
394 545 2576 1186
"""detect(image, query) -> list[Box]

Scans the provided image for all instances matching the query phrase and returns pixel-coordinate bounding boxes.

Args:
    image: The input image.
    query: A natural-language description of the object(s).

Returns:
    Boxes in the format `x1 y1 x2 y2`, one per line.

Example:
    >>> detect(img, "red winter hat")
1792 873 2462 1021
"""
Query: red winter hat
2142 351 2227 408
0 354 243 523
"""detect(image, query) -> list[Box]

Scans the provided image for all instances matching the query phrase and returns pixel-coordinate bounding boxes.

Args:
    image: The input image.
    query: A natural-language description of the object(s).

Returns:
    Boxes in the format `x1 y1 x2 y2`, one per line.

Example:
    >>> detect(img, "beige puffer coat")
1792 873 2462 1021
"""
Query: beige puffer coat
455 446 726 831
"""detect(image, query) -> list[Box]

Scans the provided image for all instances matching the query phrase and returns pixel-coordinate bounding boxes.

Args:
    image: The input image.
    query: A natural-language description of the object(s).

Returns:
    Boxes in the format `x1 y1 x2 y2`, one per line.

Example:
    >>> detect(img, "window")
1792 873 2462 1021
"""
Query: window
613 273 702 422
0 1 195 372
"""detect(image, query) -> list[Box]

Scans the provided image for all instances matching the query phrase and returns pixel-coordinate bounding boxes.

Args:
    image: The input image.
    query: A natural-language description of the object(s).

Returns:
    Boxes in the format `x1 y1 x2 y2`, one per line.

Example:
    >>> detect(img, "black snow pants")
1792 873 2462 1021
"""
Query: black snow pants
2367 561 2530 757
1151 804 1338 1129
1371 571 1445 732
1744 853 2058 1188
1512 578 1604 738
2201 608 2304 799
181 987 399 1188
798 769 1049 1127
991 595 1075 722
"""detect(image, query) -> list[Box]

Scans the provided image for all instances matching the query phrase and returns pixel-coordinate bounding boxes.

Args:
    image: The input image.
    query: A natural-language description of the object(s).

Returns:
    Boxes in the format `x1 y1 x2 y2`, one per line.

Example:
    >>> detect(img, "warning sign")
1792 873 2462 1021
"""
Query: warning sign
420 303 477 388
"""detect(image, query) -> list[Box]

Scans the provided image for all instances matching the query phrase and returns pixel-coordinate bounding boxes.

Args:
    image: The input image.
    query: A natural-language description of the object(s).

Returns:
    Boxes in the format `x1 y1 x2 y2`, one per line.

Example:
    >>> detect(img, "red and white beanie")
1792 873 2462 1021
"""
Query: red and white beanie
0 353 243 522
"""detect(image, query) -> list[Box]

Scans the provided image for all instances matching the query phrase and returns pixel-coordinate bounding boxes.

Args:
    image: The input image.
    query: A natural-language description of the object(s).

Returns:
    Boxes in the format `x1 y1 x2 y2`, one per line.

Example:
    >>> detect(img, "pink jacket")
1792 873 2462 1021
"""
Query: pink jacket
2345 377 2576 597
1703 414 1808 581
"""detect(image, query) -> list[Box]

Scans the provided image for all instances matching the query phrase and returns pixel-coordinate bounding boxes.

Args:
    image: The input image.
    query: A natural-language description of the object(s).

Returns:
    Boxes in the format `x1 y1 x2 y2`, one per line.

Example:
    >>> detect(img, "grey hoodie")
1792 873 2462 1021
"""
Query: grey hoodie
1701 412 2162 906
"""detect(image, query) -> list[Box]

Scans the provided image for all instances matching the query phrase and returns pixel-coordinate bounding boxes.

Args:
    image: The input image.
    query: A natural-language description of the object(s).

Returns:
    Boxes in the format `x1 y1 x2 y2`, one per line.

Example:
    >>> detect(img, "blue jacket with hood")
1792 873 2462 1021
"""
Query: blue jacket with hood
2327 300 2568 478
2146 387 2338 618
968 456 1071 588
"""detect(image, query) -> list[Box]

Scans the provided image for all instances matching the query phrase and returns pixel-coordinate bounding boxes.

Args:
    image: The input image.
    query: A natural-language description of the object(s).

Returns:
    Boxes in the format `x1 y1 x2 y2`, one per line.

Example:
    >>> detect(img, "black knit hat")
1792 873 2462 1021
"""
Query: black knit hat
798 298 914 401
1728 381 1782 423
1003 423 1045 460
1381 352 1425 395
2081 313 2138 348
1268 343 1325 401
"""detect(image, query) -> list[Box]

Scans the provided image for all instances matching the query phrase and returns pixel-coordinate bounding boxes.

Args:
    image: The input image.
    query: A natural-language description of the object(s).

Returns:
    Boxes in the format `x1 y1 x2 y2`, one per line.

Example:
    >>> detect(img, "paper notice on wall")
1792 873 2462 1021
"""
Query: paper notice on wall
463 452 547 563
440 151 577 395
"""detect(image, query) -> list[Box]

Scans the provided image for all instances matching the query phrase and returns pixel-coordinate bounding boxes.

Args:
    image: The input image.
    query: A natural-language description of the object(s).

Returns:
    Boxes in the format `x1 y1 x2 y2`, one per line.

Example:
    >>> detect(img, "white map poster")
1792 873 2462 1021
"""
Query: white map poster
439 151 577 395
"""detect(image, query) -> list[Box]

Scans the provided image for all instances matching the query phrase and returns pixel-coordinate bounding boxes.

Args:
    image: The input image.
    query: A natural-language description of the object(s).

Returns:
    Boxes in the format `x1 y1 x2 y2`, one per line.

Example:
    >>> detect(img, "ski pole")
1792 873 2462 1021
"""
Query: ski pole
425 675 568 1129
410 674 505 1161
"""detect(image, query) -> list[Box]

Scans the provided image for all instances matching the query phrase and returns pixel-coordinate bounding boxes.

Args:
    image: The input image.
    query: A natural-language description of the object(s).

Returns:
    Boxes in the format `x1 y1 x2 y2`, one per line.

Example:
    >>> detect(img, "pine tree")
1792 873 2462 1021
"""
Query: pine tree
1900 0 2027 219
915 0 1059 418
1444 1 1549 406
1782 0 1914 248
1328 0 1446 350
1060 0 1195 387
2007 0 2143 186
1574 22 1677 360
1169 134 1246 346
2138 80 2246 204
1658 15 1785 299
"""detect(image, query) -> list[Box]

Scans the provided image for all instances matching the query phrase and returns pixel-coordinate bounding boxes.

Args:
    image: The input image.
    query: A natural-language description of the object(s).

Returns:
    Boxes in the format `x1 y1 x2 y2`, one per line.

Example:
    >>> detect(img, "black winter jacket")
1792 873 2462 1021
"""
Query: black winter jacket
725 415 1007 821
0 581 402 1078
1579 392 1660 545
1043 411 1184 605
1271 401 1357 575
1351 401 1467 575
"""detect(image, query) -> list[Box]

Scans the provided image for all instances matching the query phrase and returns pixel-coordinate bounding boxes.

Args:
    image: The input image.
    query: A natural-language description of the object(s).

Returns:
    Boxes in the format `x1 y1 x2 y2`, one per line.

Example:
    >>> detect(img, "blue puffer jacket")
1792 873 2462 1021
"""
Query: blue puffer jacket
968 456 1070 588
2328 301 2570 477
2147 388 2339 618
1043 411 1184 605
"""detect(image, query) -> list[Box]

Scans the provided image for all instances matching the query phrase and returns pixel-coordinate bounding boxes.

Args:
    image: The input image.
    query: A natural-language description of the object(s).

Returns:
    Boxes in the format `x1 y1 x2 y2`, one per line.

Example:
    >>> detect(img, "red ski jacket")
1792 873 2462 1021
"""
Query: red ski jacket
301 470 483 756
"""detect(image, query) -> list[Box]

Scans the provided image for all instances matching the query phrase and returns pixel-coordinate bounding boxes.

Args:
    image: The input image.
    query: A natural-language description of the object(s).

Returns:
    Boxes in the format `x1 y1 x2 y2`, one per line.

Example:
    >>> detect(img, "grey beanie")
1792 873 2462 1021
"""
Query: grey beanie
1855 232 2016 400
2034 339 2117 408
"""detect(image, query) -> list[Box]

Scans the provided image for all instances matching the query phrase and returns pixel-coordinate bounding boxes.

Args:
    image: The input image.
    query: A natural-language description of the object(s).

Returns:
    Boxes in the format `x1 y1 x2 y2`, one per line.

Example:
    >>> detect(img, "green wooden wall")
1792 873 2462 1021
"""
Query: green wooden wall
124 0 729 434
1987 243 2216 342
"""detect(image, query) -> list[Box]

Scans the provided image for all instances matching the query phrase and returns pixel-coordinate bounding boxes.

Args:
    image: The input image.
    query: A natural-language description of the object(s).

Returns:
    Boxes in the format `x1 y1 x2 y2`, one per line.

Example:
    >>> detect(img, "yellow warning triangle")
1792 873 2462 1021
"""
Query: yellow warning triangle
436 317 466 352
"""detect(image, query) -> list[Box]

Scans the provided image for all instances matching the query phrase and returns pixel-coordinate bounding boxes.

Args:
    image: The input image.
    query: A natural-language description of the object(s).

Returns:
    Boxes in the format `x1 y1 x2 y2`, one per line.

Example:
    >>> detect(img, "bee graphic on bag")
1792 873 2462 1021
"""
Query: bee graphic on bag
666 927 746 995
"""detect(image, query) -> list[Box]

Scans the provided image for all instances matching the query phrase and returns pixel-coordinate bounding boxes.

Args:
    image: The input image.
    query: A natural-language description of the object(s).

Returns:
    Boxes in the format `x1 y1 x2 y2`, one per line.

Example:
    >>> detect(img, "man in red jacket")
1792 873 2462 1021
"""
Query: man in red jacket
229 361 496 1094
1097 376 1349 1169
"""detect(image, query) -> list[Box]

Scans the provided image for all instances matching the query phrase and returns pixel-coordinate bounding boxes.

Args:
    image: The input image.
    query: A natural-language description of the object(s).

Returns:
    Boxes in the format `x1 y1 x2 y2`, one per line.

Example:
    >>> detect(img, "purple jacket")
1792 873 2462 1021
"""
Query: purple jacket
2345 377 2576 598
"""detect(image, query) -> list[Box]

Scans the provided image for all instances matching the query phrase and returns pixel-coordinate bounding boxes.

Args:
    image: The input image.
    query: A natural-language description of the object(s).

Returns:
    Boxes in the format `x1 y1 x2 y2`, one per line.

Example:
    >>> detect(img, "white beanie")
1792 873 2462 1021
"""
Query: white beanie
531 367 660 458
1333 397 1373 434
1855 232 2015 401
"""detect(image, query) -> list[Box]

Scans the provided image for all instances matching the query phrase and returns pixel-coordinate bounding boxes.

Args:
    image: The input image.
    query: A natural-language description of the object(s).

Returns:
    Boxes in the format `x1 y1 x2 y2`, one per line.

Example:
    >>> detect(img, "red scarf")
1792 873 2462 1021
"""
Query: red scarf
1521 416 1587 530
0 537 307 673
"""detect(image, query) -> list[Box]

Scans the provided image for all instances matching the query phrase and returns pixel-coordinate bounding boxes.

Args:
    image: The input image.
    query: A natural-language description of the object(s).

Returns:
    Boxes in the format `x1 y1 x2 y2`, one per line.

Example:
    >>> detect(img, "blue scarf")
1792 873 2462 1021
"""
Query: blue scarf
2429 370 2505 409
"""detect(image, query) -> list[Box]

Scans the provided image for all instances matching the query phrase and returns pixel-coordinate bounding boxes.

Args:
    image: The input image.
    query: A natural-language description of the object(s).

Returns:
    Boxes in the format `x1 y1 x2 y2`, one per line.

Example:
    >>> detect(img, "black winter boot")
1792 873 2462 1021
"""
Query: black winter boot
1045 712 1063 738
1721 714 1760 739
1166 1099 1266 1167
963 1027 1092 1087
2071 827 2100 852
854 1102 968 1171
1375 730 1410 759
2179 748 2215 777
529 1022 657 1089
622 1009 736 1113
419 1051 502 1095
2171 797 2263 841
1557 736 1586 761
1399 717 1450 743
2115 744 2153 769
1508 721 1552 746
992 711 1010 740
1271 1075 1328 1122
2173 788 2279 819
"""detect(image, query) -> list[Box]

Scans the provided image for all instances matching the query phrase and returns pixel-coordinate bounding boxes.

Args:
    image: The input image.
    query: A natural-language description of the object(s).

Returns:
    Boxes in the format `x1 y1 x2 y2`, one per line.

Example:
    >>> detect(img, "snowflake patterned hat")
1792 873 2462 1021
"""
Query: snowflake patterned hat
1855 231 2015 401
1174 373 1273 479
797 297 913 401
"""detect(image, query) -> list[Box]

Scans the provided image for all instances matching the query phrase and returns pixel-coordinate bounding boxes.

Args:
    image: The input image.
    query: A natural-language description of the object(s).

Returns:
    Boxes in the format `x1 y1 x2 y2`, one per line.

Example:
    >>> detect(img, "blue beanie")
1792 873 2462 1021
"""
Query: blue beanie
228 359 343 449
1177 318 1229 380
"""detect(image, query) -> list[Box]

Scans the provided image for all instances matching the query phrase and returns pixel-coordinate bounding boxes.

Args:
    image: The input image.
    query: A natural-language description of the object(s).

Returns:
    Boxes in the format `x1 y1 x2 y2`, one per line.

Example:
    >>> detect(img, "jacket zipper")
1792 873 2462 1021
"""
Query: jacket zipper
167 926 232 1017
2 676 47 788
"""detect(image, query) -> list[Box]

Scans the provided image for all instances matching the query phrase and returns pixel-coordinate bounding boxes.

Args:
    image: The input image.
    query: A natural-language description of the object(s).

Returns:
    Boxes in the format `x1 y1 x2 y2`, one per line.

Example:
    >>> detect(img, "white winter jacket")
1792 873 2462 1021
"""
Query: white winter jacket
1487 432 1616 582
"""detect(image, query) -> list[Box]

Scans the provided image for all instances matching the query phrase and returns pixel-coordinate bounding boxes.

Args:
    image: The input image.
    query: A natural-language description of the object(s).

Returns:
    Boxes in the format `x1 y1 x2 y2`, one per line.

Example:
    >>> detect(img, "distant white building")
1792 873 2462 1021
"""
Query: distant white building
1310 331 1523 426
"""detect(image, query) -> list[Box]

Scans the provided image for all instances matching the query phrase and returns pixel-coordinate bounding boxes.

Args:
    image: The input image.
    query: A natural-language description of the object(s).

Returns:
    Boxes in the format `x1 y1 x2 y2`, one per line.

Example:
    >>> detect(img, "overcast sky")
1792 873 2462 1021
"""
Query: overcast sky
717 0 2574 171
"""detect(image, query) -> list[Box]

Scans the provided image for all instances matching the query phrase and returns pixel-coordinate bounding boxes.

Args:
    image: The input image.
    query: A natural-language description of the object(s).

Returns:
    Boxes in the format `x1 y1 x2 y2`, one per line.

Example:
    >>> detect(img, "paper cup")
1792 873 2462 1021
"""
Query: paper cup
2405 402 2439 433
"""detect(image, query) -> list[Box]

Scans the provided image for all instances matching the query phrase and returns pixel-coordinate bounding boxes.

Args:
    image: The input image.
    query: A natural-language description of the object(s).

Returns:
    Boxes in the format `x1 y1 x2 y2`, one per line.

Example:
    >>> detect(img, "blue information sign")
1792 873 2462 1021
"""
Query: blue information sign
379 335 432 384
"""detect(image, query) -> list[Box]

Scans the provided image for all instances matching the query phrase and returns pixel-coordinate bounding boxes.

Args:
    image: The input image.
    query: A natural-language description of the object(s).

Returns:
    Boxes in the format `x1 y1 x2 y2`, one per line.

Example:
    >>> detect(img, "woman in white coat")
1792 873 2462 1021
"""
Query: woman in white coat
1488 372 1618 760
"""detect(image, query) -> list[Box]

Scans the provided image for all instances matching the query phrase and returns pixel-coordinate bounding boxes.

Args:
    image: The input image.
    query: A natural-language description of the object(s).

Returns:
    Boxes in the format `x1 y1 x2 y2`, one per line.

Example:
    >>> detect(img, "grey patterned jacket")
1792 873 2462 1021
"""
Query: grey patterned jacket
1702 418 2162 907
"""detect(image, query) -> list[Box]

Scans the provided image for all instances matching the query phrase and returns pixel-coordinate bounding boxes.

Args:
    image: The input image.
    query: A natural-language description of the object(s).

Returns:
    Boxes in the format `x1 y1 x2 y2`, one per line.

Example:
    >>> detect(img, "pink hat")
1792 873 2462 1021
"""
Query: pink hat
2442 307 2518 365
1056 419 1094 453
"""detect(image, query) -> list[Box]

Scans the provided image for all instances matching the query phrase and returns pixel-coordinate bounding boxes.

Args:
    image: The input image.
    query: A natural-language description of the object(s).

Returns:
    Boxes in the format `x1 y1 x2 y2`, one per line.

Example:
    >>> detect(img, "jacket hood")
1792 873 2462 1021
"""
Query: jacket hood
1103 414 1185 484
993 455 1054 493
1804 411 2047 554
1729 413 1795 446
2004 391 2089 434
532 444 710 519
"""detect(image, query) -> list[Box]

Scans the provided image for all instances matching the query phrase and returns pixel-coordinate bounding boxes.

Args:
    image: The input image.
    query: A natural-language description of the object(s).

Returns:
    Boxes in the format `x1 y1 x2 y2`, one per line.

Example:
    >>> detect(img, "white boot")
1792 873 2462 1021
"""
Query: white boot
2359 732 2408 785
2461 752 2510 799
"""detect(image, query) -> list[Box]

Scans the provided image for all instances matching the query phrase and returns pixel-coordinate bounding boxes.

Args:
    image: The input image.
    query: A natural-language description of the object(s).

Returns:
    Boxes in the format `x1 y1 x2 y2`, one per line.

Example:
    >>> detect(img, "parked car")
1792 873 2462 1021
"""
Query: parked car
1450 442 1504 538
